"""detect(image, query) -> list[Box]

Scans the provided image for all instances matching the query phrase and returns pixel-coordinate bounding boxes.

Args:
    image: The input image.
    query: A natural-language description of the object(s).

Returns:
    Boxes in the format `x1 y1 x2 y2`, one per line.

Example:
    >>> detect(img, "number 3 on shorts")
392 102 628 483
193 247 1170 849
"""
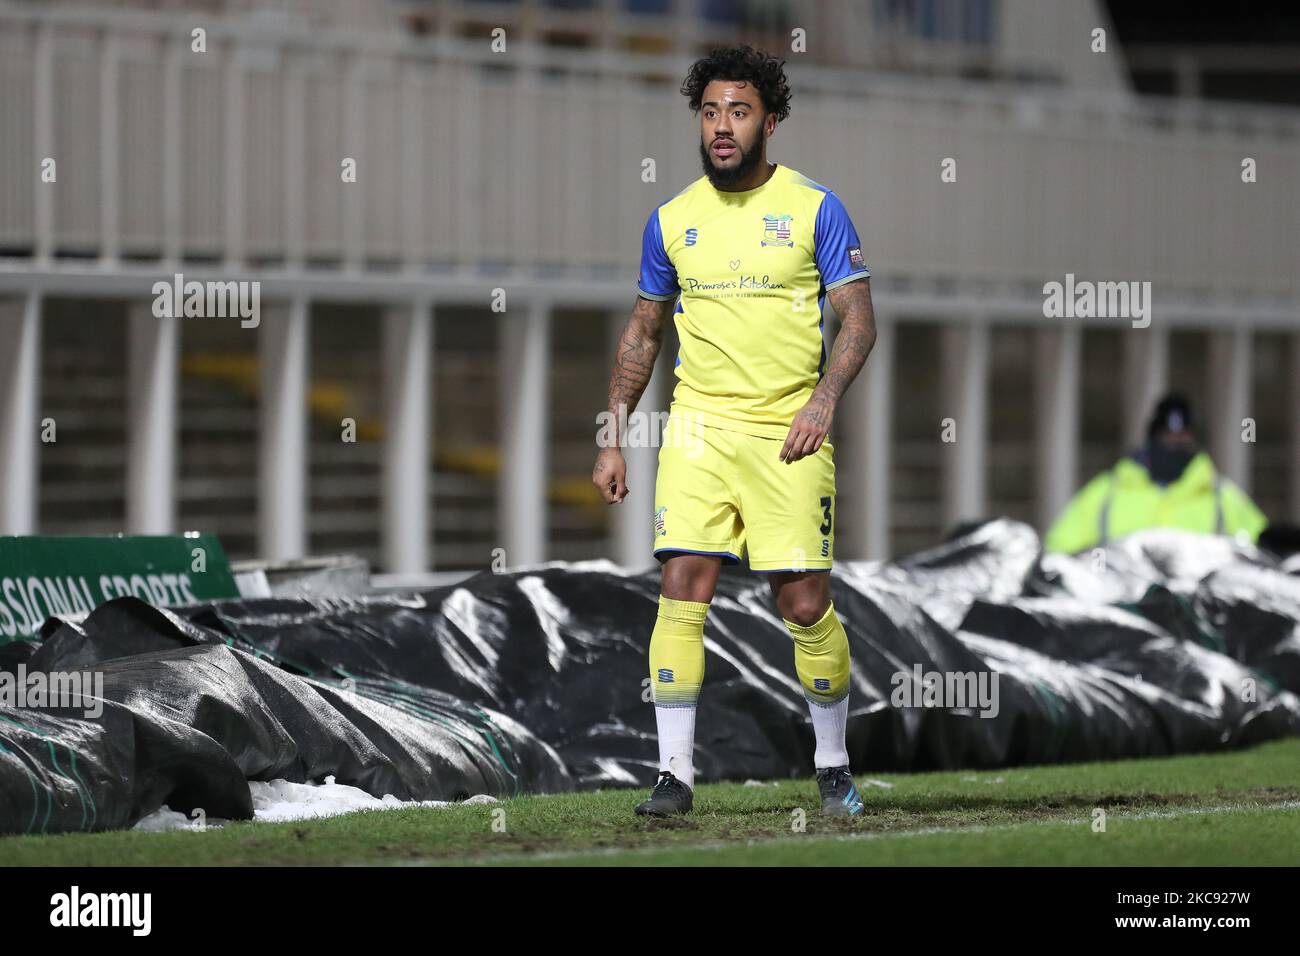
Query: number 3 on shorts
819 495 833 535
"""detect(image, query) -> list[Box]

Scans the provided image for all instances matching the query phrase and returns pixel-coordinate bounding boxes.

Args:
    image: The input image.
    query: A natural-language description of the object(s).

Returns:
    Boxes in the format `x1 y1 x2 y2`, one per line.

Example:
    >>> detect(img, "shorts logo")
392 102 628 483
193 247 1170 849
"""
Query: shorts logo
761 214 793 247
658 668 674 683
684 228 698 247
821 539 830 557
848 245 866 270
653 506 667 537
813 678 831 691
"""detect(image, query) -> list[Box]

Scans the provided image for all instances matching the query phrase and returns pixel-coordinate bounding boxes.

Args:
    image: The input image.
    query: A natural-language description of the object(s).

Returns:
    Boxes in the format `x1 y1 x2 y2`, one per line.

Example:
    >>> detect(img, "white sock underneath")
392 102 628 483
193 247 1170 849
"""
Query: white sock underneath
655 704 697 790
808 695 850 769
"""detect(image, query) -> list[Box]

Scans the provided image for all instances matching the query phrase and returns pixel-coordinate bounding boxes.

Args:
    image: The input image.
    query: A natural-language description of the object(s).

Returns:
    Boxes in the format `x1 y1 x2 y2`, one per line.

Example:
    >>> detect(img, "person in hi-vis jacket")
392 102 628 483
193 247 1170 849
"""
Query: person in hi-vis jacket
1044 394 1267 554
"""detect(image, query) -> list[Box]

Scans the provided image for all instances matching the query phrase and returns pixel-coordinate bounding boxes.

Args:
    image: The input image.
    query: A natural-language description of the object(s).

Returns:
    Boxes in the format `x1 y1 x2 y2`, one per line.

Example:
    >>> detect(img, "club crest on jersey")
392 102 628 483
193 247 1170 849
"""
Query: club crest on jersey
761 214 793 247
654 506 667 537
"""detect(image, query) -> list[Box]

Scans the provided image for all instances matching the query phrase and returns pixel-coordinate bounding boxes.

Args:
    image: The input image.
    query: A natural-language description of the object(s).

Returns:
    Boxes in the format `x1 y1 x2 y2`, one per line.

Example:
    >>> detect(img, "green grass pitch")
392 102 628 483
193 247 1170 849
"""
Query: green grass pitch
3 738 1297 866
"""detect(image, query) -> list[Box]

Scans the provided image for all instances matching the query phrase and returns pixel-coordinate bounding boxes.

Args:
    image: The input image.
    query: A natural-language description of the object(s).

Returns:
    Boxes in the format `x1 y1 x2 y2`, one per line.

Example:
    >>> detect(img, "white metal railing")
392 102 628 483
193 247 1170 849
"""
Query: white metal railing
1 4 1298 304
1 3 1298 572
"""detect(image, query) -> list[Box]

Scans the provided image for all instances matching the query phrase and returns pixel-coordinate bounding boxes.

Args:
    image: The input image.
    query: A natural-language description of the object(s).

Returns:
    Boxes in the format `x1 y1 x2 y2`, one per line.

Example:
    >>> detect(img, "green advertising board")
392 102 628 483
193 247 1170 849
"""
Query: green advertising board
0 535 241 643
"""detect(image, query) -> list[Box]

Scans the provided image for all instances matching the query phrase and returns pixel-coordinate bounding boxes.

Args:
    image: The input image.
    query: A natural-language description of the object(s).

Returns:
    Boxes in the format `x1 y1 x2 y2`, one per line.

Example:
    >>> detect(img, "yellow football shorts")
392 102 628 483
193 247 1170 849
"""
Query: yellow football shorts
652 410 836 571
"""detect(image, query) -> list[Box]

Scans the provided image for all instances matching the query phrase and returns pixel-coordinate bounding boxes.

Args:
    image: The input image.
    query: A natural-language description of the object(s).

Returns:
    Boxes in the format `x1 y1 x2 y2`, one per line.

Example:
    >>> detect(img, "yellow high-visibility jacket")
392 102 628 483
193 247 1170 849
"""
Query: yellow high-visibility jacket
1044 451 1268 554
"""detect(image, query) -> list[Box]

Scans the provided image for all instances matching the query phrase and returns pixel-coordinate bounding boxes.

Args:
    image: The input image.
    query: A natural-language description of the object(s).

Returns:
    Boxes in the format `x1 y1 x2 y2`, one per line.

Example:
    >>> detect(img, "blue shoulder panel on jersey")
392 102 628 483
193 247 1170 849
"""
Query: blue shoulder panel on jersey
637 206 679 301
812 191 871 290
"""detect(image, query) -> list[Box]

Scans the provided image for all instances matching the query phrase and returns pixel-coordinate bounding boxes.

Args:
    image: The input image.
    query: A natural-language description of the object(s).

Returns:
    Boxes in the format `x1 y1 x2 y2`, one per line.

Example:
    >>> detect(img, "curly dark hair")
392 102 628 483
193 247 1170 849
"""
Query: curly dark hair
679 45 792 123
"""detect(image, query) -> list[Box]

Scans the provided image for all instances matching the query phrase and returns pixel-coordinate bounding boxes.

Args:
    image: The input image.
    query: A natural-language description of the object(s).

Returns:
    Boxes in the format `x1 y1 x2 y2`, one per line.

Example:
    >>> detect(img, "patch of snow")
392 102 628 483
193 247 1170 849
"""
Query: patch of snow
132 775 495 831
249 776 452 822
132 807 200 831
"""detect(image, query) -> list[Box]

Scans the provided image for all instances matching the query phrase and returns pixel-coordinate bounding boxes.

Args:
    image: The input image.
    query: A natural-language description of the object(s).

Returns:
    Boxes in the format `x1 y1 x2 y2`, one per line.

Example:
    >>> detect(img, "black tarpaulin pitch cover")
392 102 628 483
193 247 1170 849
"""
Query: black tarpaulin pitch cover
1 520 1297 834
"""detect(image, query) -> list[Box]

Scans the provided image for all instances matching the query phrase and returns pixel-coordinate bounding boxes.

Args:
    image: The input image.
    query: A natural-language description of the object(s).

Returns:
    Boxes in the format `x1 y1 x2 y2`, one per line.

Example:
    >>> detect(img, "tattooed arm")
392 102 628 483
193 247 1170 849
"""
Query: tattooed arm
779 278 878 463
593 295 676 503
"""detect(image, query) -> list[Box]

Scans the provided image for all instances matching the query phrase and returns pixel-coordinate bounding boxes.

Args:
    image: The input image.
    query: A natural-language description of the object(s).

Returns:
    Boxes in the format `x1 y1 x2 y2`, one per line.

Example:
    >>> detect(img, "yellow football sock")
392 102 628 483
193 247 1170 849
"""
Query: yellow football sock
785 602 850 705
649 595 708 706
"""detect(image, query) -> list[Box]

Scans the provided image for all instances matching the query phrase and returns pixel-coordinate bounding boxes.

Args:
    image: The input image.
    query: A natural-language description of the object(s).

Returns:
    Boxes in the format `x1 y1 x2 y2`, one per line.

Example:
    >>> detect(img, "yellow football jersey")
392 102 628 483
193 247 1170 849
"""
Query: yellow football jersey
637 163 870 439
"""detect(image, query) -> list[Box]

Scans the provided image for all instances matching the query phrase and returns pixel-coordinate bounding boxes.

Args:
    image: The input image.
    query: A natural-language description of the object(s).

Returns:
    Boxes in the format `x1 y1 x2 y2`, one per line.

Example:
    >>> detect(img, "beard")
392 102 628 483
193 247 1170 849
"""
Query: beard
698 131 765 188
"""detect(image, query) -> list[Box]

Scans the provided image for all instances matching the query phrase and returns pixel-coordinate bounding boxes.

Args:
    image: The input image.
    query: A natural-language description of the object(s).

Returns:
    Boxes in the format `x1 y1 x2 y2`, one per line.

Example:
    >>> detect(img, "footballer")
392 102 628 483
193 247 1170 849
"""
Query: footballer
592 46 878 817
